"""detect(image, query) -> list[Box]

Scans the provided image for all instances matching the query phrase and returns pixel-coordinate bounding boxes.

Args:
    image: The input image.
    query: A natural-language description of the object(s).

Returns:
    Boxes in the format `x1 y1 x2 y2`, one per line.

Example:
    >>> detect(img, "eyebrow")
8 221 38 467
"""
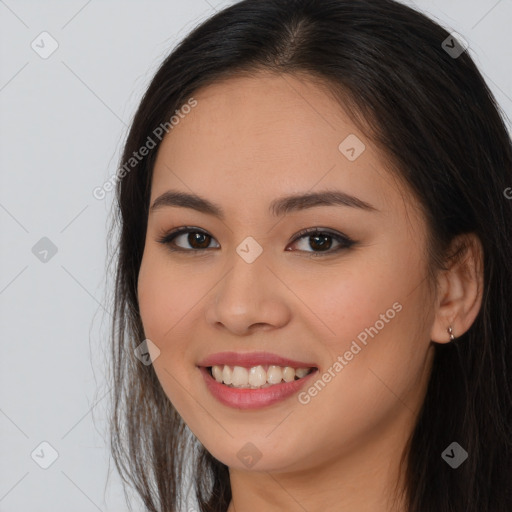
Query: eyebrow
149 189 378 218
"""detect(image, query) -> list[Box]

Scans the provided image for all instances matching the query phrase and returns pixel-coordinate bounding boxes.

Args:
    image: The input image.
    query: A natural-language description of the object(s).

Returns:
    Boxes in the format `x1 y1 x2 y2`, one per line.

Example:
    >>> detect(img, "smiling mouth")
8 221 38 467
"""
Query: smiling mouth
206 364 316 389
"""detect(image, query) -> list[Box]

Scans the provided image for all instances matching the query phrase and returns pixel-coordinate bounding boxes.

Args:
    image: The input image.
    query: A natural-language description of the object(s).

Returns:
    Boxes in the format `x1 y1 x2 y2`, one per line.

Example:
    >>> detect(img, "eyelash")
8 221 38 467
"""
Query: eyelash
156 226 356 257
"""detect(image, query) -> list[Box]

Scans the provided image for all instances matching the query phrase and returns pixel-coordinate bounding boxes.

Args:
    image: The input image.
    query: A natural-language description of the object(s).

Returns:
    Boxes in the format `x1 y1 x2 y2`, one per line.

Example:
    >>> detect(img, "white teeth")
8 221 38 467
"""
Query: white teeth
212 365 223 382
248 365 267 387
282 366 295 382
267 365 283 384
222 365 233 385
210 364 313 388
231 366 249 387
295 368 309 378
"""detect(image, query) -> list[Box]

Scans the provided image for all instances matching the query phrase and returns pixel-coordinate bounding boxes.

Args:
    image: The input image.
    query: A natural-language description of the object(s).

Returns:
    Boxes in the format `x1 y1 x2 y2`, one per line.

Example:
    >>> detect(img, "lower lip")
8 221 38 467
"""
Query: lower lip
199 366 318 409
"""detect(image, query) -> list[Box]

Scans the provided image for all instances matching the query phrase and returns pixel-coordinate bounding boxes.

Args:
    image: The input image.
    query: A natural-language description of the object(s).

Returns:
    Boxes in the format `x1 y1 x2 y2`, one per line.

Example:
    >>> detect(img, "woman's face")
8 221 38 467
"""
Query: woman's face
137 72 438 474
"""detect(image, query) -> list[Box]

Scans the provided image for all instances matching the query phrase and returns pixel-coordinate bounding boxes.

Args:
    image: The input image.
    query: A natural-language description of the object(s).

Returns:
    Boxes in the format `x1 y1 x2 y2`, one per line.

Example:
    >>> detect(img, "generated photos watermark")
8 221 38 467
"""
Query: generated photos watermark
298 301 403 404
92 97 198 200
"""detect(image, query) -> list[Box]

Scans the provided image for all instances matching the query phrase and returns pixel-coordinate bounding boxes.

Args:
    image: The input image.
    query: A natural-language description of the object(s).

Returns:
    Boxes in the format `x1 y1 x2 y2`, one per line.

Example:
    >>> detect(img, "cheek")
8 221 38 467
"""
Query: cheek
137 248 199 344
299 247 431 383
137 260 170 342
293 262 400 350
137 250 201 411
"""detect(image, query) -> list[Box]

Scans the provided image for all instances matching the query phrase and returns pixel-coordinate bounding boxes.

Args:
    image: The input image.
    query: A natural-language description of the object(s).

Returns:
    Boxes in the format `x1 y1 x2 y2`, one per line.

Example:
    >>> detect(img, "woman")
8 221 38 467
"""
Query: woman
108 0 512 510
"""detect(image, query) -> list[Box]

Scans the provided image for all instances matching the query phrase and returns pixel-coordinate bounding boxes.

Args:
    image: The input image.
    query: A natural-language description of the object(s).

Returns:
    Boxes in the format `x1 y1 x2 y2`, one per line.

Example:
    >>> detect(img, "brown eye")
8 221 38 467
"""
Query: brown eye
157 227 220 252
157 226 355 256
181 231 212 249
288 228 355 255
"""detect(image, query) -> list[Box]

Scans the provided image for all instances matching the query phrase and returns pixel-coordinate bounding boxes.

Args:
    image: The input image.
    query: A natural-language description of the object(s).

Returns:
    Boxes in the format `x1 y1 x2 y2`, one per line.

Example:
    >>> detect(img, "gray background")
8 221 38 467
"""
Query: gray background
1 1 511 510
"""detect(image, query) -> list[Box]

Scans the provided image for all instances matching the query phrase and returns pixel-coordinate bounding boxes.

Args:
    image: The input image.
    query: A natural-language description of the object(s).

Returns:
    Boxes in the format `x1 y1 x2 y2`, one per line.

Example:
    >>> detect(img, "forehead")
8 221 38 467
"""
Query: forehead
160 73 352 167
150 73 409 219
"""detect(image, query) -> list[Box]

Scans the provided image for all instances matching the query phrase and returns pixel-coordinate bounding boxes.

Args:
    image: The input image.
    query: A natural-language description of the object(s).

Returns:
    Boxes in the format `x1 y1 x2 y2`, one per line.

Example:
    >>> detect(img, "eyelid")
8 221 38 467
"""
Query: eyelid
156 226 218 252
156 226 356 255
288 227 355 255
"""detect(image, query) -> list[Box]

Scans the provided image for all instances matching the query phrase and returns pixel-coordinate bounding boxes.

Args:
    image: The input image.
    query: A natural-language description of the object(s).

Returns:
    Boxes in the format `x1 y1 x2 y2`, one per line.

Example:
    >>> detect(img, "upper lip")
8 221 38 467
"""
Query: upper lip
197 351 318 369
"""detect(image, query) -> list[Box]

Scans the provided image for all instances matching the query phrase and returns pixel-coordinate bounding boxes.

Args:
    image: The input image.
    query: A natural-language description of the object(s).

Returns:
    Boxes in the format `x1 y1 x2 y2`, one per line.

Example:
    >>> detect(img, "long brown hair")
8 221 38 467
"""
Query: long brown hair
107 1 512 510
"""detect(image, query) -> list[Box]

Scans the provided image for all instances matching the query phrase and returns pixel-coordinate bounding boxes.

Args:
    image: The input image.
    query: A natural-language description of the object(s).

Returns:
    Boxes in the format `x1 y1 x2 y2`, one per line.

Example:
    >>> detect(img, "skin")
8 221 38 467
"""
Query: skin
137 72 483 512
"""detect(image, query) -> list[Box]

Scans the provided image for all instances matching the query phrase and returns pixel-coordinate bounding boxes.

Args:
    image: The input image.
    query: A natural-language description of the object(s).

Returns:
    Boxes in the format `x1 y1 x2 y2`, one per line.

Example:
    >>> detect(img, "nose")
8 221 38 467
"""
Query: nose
205 253 292 336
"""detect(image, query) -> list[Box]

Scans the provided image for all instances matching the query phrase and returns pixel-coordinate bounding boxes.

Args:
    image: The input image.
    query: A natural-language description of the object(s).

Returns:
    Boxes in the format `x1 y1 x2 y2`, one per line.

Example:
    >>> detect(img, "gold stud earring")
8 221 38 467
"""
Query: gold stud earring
447 325 455 341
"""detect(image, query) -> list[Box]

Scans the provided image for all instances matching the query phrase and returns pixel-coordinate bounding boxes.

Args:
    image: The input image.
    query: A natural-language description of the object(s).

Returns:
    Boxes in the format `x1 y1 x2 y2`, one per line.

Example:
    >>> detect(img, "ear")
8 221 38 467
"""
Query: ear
430 233 484 344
